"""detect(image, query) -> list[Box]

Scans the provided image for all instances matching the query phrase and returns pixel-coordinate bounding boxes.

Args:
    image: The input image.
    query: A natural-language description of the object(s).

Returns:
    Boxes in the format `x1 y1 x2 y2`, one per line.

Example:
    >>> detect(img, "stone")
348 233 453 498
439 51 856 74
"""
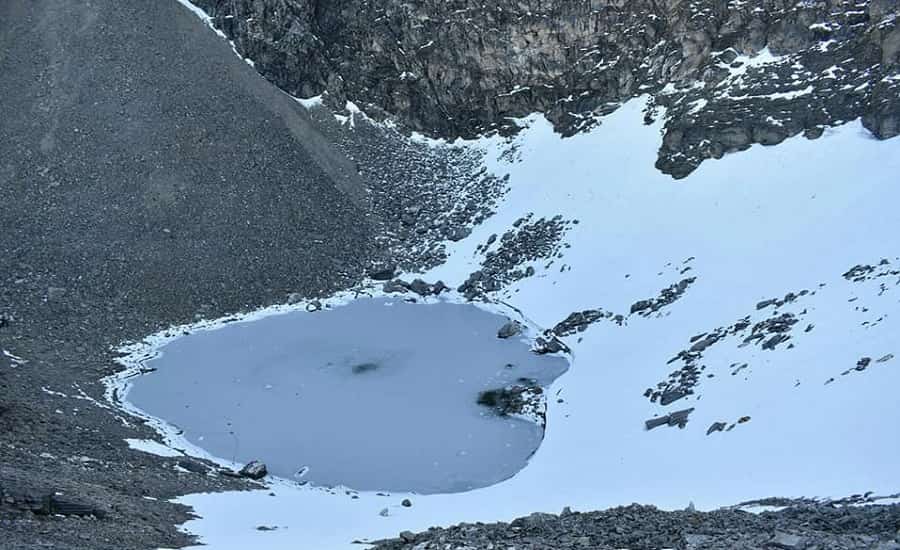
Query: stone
767 531 805 549
34 495 105 518
659 389 688 406
645 408 695 431
382 279 409 294
176 460 209 474
689 334 720 353
497 320 523 339
46 287 67 301
400 531 416 542
431 280 449 295
239 460 268 480
401 498 412 507
448 226 472 242
368 265 397 281
407 279 432 296
706 422 727 435
533 336 566 355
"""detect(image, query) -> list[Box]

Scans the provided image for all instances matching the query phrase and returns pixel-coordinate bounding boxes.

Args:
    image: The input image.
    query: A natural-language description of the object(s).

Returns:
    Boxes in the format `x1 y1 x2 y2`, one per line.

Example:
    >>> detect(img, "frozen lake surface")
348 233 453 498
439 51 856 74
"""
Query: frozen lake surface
126 298 569 494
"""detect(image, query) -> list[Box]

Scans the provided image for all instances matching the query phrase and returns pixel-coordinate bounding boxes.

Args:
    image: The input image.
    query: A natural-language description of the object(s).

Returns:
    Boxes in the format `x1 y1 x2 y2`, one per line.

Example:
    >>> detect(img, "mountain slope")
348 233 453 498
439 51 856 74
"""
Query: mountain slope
190 0 900 176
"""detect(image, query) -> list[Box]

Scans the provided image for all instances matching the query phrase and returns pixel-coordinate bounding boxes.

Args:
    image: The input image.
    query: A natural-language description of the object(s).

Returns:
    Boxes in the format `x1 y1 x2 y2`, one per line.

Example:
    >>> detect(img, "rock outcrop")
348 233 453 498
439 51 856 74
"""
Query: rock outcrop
192 0 899 177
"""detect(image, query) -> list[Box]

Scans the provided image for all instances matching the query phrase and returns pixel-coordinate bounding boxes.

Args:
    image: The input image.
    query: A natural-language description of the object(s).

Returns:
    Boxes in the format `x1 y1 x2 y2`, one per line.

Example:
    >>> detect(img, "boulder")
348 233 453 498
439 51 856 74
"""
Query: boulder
533 336 567 355
368 265 397 281
767 532 805 549
382 279 409 294
497 320 523 339
239 460 268 480
407 279 432 296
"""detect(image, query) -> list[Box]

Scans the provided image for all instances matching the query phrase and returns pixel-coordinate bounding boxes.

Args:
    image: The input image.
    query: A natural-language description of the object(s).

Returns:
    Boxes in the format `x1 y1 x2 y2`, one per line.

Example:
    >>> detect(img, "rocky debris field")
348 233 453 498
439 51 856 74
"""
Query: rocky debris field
192 0 899 177
373 503 900 550
308 104 509 274
458 215 574 300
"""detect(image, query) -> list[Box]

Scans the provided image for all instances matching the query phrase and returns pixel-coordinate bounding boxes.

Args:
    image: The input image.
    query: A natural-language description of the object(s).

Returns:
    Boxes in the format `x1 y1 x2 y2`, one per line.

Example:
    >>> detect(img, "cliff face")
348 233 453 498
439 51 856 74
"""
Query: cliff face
194 0 900 177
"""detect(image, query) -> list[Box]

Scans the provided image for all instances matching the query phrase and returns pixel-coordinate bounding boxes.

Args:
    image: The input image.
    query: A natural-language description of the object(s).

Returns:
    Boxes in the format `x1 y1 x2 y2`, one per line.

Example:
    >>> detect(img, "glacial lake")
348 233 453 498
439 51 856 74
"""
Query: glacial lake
126 298 569 494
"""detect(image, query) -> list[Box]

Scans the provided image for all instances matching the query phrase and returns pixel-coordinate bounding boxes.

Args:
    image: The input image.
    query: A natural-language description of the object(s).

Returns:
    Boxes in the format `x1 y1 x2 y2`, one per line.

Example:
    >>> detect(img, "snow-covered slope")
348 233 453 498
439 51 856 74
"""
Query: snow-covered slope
165 98 900 549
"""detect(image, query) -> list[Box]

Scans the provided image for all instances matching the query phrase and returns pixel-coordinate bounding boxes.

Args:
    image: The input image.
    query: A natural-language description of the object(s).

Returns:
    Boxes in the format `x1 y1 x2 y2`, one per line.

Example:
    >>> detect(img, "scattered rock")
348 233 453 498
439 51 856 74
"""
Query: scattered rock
630 278 696 317
477 383 545 422
659 389 689 406
382 278 448 296
401 498 412 508
459 215 572 298
533 334 568 355
552 308 624 336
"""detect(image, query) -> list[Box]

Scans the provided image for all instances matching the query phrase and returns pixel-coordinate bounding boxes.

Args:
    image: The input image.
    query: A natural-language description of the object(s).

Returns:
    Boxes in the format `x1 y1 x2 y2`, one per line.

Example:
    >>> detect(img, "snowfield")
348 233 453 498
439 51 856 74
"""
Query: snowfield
151 98 900 549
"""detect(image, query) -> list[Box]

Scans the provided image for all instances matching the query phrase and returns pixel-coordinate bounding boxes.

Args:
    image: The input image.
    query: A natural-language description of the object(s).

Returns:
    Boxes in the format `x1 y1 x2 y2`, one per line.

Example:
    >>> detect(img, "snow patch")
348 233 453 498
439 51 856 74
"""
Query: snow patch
125 439 184 458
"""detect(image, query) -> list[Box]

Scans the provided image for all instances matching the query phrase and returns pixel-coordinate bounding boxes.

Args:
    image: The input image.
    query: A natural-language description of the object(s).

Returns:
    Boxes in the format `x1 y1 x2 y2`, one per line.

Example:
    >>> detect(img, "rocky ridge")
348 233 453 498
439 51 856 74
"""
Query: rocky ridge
373 503 900 550
190 0 899 177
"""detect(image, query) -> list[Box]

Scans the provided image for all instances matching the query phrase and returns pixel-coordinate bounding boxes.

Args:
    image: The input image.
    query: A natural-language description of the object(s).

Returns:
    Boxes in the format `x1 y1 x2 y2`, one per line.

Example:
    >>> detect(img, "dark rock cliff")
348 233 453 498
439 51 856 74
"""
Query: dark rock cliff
192 0 900 177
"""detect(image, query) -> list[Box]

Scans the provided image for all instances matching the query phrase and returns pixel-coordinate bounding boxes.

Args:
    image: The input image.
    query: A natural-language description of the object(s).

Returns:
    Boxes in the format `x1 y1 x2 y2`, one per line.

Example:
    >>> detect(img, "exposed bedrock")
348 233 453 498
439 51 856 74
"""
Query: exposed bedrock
192 0 899 177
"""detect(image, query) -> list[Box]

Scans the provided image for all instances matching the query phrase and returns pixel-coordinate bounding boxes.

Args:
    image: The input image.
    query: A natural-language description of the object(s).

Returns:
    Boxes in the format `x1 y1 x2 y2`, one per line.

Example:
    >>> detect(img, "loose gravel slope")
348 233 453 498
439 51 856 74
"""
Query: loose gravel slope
0 1 378 548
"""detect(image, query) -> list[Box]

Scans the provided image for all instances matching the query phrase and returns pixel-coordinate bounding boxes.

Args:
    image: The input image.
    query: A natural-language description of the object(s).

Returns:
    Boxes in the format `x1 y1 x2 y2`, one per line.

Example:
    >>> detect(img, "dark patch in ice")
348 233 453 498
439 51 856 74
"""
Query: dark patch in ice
351 362 380 374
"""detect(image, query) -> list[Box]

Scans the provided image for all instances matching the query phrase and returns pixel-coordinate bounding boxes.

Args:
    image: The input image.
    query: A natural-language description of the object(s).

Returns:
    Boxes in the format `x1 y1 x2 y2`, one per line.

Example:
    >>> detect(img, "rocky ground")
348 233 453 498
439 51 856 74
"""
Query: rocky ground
373 503 900 549
0 1 394 548
191 0 900 177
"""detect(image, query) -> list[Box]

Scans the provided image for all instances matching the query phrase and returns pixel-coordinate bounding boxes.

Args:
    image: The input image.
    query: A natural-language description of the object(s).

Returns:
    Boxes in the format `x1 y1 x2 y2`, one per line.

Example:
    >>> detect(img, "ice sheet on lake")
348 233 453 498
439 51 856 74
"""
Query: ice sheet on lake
125 298 567 494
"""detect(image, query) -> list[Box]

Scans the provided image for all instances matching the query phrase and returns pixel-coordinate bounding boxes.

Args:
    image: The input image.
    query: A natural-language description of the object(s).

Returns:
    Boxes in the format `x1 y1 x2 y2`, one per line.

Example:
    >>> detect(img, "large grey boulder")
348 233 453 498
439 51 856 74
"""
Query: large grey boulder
239 460 268 480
